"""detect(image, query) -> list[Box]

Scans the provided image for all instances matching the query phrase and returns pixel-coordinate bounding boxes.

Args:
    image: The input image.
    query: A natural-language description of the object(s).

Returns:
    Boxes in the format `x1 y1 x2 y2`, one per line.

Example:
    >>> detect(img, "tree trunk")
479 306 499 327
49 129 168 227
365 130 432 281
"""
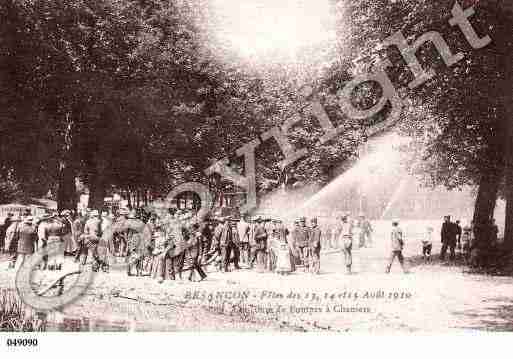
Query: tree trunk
473 175 499 225
57 161 76 211
471 173 500 267
504 124 513 250
88 159 108 211
500 3 513 251
57 112 76 211
88 179 106 211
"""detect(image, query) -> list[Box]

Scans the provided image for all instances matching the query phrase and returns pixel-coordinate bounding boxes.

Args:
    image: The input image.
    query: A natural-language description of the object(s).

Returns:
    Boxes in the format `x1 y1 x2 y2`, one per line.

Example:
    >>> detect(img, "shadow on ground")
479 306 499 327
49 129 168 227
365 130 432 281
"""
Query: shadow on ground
407 254 467 269
452 297 513 331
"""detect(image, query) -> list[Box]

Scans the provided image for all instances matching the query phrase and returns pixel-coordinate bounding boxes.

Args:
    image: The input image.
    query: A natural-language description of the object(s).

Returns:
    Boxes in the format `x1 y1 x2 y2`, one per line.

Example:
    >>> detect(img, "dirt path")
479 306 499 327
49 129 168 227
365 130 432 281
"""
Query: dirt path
1 242 513 332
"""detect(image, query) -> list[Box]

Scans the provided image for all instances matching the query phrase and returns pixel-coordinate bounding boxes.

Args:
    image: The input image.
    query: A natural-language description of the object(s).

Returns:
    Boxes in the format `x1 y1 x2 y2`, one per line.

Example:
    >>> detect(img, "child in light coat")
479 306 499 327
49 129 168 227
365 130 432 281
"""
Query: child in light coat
422 227 433 261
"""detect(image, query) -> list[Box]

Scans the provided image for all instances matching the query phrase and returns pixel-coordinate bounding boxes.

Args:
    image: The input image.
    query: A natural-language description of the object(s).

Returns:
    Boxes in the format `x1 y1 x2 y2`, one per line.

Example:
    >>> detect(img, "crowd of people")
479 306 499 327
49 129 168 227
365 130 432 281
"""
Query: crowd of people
0 207 495 282
0 207 377 281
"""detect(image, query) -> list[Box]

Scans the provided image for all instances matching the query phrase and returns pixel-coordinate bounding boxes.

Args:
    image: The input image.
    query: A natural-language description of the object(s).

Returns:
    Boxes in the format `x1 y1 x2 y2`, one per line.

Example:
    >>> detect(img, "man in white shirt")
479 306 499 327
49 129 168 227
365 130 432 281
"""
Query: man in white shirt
338 213 353 274
385 219 408 274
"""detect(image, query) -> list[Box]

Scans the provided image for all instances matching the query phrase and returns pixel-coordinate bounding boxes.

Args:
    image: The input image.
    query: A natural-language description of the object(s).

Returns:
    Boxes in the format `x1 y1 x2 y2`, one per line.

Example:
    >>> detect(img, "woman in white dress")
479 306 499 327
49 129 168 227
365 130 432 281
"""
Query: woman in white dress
270 229 292 275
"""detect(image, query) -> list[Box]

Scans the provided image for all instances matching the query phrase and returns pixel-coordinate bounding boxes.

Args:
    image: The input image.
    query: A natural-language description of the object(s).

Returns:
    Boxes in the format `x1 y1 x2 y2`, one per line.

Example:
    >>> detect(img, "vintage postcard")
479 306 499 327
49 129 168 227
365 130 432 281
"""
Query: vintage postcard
1 0 513 350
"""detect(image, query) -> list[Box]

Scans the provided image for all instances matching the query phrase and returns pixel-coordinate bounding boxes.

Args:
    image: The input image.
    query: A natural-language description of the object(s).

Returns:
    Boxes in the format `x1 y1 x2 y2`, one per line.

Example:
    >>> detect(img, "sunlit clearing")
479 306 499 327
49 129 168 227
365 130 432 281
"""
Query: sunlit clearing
210 0 338 61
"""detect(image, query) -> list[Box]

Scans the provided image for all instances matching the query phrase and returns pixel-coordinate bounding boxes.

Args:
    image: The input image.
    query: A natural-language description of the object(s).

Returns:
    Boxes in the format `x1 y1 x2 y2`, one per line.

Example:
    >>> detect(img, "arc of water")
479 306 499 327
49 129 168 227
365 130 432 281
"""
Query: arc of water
380 175 411 219
380 155 423 219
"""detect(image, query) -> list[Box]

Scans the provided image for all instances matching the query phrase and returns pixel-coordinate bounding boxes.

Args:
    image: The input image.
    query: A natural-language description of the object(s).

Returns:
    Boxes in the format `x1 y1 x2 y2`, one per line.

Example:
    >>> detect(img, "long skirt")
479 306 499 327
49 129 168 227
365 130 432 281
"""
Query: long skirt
268 248 277 272
275 246 292 274
309 249 320 274
151 254 168 281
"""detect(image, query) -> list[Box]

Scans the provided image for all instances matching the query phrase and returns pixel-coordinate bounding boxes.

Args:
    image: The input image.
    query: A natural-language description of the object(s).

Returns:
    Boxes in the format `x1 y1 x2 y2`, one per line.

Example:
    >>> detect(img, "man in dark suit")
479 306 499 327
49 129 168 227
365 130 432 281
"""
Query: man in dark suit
441 215 458 261
308 218 322 274
218 217 240 272
292 217 309 269
250 216 267 270
185 223 207 281
0 213 13 253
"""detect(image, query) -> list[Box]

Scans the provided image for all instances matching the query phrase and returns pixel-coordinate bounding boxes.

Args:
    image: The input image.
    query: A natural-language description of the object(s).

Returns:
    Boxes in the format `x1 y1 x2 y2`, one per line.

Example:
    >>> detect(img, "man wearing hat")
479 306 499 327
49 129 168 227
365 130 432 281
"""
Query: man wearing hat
308 218 322 274
290 217 309 270
72 211 86 262
125 209 149 276
288 219 301 266
150 225 171 283
211 217 224 262
39 210 72 271
4 214 22 268
59 210 77 256
357 213 373 248
338 213 354 274
112 208 129 256
218 216 240 272
386 219 407 273
79 209 102 270
15 216 38 270
0 212 14 253
185 222 208 281
440 215 458 261
250 216 268 271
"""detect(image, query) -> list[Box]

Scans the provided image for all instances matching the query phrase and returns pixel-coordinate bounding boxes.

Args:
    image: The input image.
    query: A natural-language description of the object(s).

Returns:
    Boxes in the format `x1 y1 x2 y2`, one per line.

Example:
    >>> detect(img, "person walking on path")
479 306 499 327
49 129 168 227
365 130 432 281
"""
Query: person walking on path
385 219 408 274
5 214 22 269
250 217 268 271
291 217 309 270
218 217 240 272
185 223 208 281
308 218 322 274
151 226 171 283
0 213 14 253
237 214 251 265
338 213 353 274
79 210 103 271
15 216 38 270
360 213 373 248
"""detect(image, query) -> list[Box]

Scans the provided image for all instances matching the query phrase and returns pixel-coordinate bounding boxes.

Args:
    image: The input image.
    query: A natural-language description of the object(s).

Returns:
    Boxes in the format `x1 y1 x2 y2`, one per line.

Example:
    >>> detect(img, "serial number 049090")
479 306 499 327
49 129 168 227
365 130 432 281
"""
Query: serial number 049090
6 338 38 347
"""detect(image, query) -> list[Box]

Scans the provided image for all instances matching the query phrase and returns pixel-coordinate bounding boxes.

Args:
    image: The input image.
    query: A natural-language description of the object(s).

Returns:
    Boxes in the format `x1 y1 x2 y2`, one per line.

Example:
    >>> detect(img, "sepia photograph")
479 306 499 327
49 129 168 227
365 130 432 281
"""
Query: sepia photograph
1 0 513 352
